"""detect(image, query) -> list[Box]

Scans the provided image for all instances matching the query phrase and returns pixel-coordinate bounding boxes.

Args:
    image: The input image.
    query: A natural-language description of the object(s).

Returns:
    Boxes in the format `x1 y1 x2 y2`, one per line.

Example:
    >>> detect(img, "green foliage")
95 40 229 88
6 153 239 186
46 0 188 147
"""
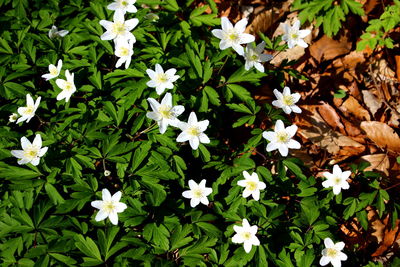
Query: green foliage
357 0 400 51
292 0 364 37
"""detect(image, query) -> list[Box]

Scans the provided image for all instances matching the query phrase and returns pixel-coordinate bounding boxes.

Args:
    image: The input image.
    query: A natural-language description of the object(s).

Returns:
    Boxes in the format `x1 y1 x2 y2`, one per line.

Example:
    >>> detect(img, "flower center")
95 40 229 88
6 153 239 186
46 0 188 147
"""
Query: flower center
246 181 258 191
24 106 34 115
50 66 58 76
276 131 289 143
120 47 130 56
226 30 239 42
113 22 125 35
121 0 128 6
103 201 116 213
333 177 342 185
156 73 168 83
193 189 203 198
187 126 200 137
65 82 73 91
250 54 259 61
282 95 294 106
24 148 38 159
159 105 172 119
241 231 252 240
291 33 299 39
326 248 338 258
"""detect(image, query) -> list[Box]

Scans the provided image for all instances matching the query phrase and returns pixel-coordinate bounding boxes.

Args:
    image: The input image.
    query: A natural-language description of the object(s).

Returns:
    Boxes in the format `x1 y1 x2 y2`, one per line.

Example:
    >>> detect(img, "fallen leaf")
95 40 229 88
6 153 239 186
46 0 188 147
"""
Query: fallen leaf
360 121 400 153
360 154 390 176
309 33 352 62
362 90 383 116
340 95 371 121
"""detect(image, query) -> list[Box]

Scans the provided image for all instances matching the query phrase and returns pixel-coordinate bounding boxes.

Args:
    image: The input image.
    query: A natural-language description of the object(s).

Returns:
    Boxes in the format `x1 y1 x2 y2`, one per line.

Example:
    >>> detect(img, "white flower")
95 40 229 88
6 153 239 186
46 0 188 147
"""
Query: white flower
146 64 180 95
91 189 127 225
211 17 255 55
243 42 272 72
9 113 18 122
56 70 76 102
146 93 185 134
115 38 134 69
322 165 351 195
107 0 137 14
262 120 300 157
99 9 138 43
281 20 311 49
48 25 69 39
232 219 260 253
41 59 62 81
272 86 302 114
182 179 212 208
11 134 48 166
237 171 266 201
104 170 111 176
16 94 41 124
176 112 210 150
319 238 347 267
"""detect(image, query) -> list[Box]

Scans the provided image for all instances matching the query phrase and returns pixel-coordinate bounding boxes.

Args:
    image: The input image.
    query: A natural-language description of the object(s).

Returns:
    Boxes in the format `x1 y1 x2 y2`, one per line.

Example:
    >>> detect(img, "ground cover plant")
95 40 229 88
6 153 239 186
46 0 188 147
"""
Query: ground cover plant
0 0 400 266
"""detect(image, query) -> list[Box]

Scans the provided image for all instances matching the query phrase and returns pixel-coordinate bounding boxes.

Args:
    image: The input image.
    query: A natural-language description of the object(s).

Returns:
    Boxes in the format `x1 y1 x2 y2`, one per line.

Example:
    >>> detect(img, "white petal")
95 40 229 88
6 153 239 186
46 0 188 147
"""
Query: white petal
234 18 248 33
11 150 24 158
262 131 275 141
102 189 112 201
297 39 308 48
111 191 122 202
155 64 163 74
219 40 230 50
30 157 40 166
275 120 285 132
32 134 42 148
291 105 302 113
159 119 168 134
91 200 103 209
221 17 232 31
278 145 289 157
108 211 119 225
334 242 345 251
115 202 127 212
232 233 243 244
232 44 244 56
319 256 330 266
266 142 279 152
287 139 301 149
199 133 210 144
254 63 264 73
95 210 108 221
298 29 311 38
237 180 247 187
242 189 252 198
189 137 200 150
285 125 298 137
176 131 190 142
187 112 198 125
324 238 334 248
239 33 255 44
212 29 223 39
338 252 347 261
243 241 252 253
200 197 209 206
182 190 193 199
333 185 341 195
39 146 48 157
125 18 139 31
21 136 31 150
190 197 200 207
101 31 116 41
147 98 160 111
252 190 260 201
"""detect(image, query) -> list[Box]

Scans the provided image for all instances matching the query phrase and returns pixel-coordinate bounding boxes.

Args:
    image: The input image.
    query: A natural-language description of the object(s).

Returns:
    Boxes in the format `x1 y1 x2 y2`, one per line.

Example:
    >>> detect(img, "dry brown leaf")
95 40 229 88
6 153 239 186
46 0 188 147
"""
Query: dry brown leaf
362 90 383 116
360 121 400 153
297 105 364 155
360 154 390 176
340 95 371 121
317 102 345 133
309 34 352 62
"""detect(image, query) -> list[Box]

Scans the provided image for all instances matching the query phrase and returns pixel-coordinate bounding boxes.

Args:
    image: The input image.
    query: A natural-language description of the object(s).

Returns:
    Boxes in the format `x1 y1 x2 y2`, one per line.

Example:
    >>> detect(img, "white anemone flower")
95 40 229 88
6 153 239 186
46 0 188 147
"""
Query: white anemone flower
99 9 138 43
115 38 134 69
146 64 180 95
232 219 260 253
146 93 185 134
11 134 48 166
243 42 272 72
182 179 212 208
322 165 351 195
320 238 348 267
91 189 128 225
281 20 311 49
48 25 69 39
211 17 255 55
262 120 300 157
237 171 266 201
107 0 137 14
41 59 62 81
56 70 76 102
9 113 18 123
272 86 302 114
16 94 41 124
176 112 210 150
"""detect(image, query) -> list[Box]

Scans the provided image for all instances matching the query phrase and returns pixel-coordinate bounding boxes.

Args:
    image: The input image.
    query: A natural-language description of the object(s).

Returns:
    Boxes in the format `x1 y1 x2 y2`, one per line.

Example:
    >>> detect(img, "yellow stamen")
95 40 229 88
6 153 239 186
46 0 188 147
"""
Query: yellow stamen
112 22 125 35
187 127 200 136
276 132 289 143
246 181 258 191
241 232 252 240
193 189 203 198
282 95 294 106
326 248 338 258
103 201 116 213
